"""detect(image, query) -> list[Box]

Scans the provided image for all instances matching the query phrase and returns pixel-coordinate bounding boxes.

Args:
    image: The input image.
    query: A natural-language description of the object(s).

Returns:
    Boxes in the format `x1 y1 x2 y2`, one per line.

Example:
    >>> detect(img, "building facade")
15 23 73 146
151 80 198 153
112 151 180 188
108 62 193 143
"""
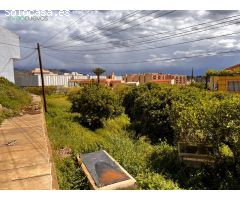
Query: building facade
0 27 20 83
123 73 187 85
69 73 123 88
209 64 240 92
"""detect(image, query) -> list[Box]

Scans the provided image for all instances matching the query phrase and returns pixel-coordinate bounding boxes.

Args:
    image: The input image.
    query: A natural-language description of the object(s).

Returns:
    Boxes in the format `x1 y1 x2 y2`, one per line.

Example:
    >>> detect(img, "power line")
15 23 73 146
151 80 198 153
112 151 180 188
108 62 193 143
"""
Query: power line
0 59 11 73
42 31 240 55
1 50 36 72
42 18 240 55
46 12 240 49
43 16 240 53
0 41 35 49
114 18 240 48
45 10 143 48
17 49 37 61
43 11 93 45
68 10 144 42
78 10 172 44
46 11 172 48
46 10 153 48
42 48 240 65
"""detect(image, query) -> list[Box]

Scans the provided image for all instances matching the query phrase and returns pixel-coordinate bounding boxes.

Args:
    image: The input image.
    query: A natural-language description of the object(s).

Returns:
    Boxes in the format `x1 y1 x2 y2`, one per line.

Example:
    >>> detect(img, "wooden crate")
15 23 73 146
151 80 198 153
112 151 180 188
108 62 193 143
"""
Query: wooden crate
178 142 215 167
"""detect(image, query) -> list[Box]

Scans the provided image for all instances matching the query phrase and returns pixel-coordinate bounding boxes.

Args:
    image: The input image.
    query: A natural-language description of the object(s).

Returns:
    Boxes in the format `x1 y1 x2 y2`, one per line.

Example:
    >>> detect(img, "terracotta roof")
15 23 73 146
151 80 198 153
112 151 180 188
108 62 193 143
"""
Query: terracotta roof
225 64 240 71
32 68 50 74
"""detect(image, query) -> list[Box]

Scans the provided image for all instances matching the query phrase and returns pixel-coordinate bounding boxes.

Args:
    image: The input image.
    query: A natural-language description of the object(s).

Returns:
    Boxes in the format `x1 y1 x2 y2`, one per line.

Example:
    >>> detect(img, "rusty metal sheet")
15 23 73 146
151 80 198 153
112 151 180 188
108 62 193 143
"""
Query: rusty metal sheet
81 150 130 187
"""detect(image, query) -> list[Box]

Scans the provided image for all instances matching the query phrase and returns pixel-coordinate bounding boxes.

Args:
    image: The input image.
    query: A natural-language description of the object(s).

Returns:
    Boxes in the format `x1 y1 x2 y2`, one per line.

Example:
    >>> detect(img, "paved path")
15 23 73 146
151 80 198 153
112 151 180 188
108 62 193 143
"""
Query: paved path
0 95 57 190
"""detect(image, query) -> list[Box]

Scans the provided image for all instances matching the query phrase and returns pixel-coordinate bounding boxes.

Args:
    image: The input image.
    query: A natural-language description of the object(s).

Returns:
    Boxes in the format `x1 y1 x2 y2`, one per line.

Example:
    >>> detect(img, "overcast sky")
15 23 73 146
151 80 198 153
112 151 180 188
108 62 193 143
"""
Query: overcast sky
1 10 240 75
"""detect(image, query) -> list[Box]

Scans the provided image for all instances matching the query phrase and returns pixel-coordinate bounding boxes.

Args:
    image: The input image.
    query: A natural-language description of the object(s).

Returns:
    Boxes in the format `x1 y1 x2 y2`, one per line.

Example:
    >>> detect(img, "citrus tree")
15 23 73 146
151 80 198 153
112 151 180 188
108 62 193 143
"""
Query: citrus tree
69 84 123 129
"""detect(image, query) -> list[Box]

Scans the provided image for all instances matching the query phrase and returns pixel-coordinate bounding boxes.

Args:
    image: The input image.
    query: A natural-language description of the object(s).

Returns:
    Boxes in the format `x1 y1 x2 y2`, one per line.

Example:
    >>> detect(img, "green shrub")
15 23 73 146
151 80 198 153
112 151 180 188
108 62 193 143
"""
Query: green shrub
136 171 180 190
69 84 123 129
149 142 181 176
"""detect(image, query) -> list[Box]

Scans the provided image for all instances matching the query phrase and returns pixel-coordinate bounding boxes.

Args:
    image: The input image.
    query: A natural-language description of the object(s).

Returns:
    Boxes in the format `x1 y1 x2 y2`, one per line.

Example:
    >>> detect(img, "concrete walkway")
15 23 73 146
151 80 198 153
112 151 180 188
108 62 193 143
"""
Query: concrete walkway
0 95 57 190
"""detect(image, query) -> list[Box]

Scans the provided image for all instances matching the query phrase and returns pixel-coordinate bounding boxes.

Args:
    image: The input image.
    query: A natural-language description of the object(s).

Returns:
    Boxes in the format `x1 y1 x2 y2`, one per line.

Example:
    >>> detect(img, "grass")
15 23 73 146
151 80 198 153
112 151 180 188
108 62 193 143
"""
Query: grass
0 77 31 124
45 94 180 190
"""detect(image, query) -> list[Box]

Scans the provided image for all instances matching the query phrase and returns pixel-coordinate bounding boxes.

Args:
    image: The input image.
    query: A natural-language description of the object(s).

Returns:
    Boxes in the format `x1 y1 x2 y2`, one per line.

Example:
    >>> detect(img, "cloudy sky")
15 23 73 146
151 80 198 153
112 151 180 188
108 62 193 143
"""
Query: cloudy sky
1 10 240 75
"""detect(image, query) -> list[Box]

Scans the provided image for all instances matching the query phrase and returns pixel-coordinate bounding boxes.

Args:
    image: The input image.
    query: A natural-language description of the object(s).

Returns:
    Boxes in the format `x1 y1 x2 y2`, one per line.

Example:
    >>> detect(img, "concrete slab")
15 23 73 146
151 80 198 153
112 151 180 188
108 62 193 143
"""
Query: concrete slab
0 163 52 183
0 95 57 190
0 174 52 190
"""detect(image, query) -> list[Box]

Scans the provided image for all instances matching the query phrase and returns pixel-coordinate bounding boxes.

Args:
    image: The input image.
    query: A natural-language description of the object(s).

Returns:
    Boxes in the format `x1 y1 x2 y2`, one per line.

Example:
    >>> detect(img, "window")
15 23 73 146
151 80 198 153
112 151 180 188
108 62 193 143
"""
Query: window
228 81 240 91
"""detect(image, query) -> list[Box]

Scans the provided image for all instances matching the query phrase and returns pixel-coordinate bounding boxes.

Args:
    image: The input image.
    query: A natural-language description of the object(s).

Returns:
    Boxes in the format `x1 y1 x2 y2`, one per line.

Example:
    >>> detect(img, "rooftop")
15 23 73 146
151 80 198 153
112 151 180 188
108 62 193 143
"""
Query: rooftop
225 64 240 72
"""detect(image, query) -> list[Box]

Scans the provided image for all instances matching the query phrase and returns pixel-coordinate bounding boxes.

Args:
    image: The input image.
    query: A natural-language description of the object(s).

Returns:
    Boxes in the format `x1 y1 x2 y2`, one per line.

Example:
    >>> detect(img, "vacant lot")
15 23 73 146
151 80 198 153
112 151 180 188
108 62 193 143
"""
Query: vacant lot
45 94 179 190
45 84 240 190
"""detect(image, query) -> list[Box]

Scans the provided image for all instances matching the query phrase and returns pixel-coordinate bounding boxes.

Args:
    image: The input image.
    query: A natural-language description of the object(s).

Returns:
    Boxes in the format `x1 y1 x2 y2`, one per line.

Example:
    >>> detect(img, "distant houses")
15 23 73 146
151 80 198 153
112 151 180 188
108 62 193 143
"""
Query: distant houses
208 64 240 92
123 73 187 85
69 72 123 87
15 68 88 87
15 68 189 88
0 27 20 83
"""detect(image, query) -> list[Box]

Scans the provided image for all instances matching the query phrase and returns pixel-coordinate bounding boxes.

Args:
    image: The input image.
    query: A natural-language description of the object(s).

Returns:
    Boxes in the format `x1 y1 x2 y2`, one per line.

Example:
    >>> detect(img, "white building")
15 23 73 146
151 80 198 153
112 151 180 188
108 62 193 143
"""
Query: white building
15 68 124 87
0 26 20 83
15 69 89 87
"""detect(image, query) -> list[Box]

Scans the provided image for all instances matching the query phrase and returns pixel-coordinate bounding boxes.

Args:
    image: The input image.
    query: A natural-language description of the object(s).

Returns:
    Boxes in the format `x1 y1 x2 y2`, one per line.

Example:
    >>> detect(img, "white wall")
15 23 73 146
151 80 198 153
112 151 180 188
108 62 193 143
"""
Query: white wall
40 74 88 86
0 27 20 83
15 74 89 87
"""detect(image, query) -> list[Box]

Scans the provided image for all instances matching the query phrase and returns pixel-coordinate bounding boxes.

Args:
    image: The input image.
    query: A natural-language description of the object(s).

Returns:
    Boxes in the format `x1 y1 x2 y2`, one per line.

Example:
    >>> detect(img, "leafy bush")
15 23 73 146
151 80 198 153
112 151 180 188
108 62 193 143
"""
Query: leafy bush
149 142 181 176
136 171 180 190
69 84 123 129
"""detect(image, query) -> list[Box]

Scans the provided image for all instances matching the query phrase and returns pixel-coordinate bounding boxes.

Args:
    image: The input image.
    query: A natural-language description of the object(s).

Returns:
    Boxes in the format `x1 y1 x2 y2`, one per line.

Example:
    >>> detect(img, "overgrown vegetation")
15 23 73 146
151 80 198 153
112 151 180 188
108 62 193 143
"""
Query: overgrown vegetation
0 77 31 124
121 83 240 189
46 83 240 190
46 94 179 190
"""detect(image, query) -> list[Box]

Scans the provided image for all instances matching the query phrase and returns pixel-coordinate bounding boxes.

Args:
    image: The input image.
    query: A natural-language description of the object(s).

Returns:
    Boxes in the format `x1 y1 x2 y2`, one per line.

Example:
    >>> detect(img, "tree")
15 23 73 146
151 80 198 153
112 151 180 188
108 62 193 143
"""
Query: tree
122 84 205 143
172 93 240 177
69 84 123 129
92 67 105 84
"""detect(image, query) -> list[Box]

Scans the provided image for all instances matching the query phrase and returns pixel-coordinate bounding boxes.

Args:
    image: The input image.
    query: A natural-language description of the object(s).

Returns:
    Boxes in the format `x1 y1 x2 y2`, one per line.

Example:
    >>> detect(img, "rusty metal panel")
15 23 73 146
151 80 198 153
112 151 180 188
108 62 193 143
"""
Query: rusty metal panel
81 150 130 187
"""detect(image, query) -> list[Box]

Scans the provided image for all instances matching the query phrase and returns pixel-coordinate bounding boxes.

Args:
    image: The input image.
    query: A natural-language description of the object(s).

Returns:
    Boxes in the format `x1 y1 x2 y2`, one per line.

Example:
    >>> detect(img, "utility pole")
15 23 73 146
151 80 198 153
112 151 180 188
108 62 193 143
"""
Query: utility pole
37 43 47 112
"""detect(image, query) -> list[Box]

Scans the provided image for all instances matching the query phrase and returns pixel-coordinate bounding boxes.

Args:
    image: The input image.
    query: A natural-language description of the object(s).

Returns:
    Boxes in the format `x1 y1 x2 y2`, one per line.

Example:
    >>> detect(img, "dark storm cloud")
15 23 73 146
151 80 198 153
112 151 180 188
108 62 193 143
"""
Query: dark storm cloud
206 10 239 19
1 10 240 75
